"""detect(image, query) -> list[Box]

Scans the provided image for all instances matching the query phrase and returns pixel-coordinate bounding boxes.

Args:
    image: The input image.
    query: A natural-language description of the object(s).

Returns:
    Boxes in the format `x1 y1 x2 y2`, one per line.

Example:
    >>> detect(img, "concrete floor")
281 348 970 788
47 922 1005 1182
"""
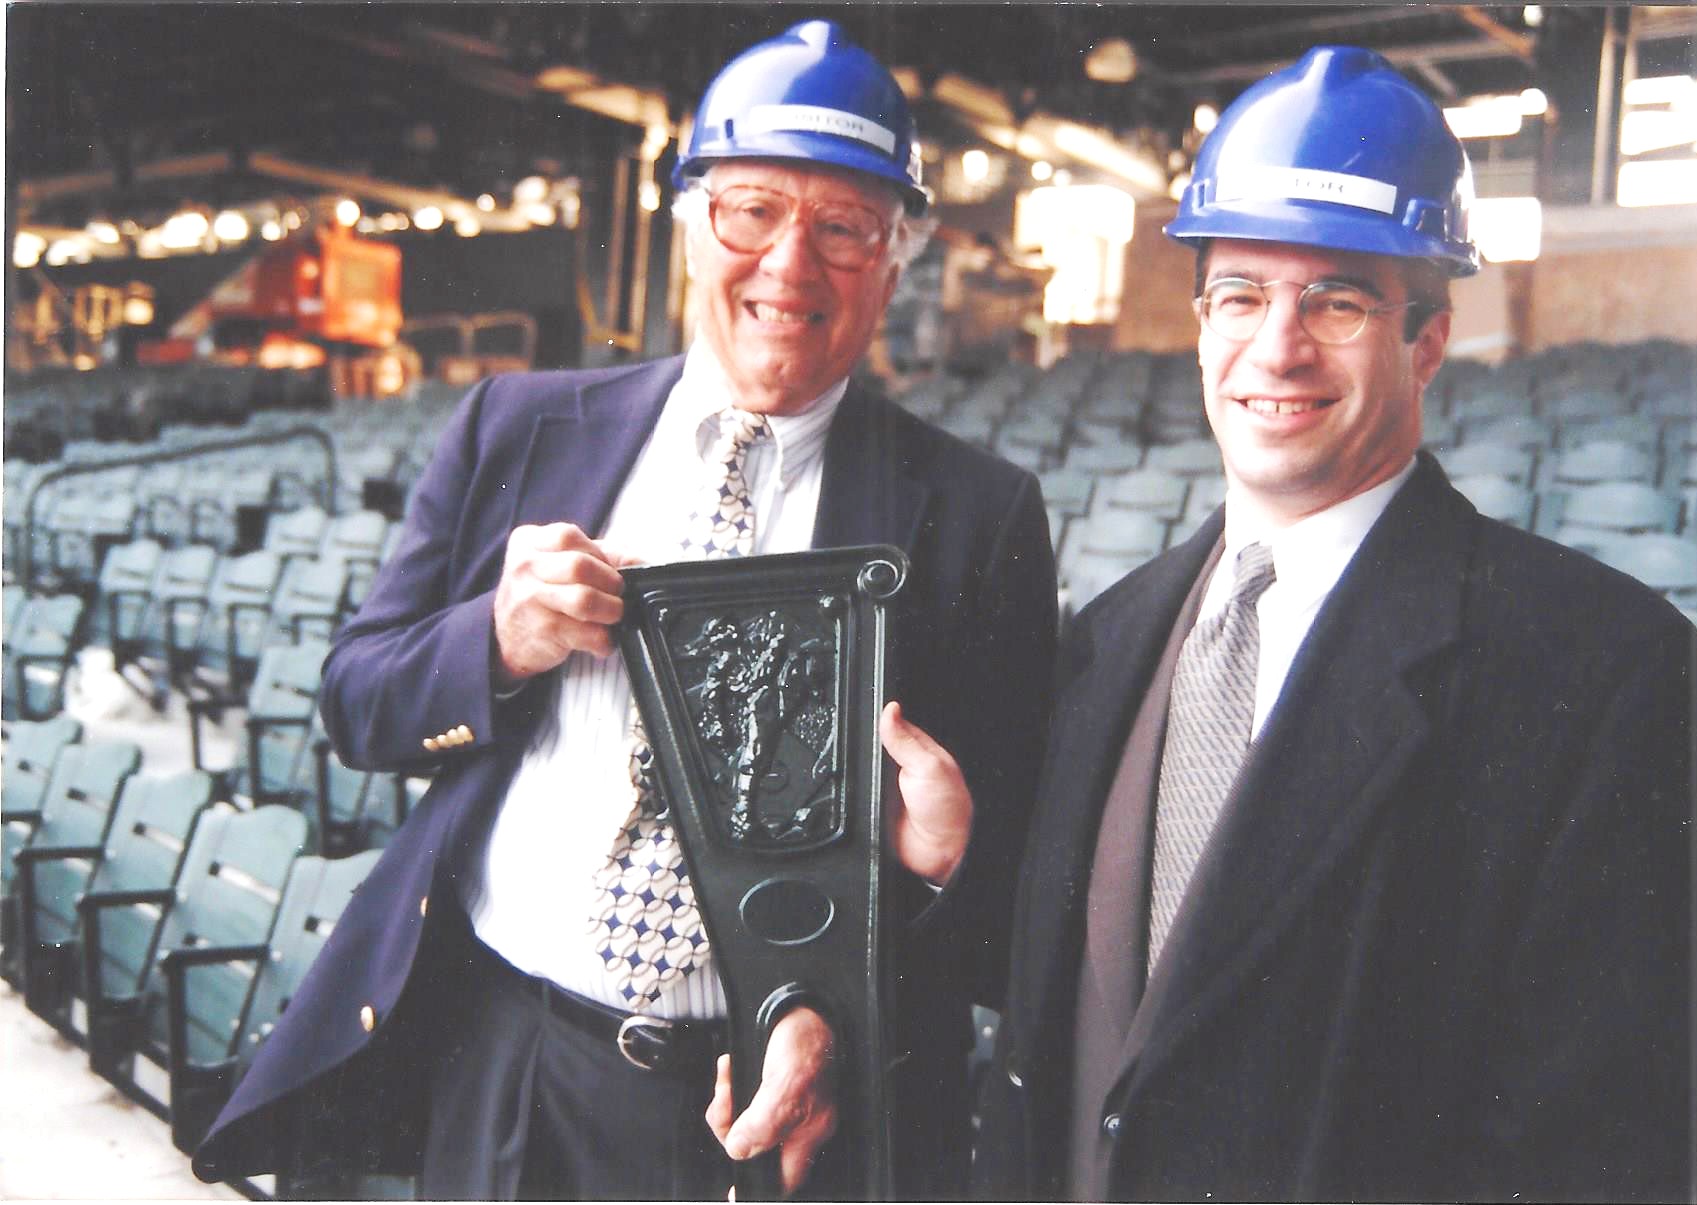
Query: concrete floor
0 978 240 1201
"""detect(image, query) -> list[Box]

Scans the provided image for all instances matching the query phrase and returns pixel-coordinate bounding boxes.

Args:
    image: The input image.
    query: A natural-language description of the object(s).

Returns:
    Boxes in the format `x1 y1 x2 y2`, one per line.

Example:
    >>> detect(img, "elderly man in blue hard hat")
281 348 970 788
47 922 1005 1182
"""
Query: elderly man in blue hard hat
976 46 1691 1203
191 22 1056 1201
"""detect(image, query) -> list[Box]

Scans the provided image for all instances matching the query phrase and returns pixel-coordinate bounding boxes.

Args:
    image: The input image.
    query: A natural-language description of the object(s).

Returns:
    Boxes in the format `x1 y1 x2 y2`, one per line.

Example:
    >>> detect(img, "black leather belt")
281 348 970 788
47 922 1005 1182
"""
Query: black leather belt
467 935 727 1076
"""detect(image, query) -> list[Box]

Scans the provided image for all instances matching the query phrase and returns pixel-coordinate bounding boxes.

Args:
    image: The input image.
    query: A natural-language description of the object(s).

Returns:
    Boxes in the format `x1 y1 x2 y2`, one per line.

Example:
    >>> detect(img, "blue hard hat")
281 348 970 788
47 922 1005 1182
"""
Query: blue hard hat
1166 45 1480 276
675 20 928 215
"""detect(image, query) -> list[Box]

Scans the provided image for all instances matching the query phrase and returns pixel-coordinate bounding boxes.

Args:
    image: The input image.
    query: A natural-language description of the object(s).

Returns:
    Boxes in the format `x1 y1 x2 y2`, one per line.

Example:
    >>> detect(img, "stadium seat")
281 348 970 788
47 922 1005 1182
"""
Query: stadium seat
1452 475 1538 531
186 550 284 692
1552 482 1684 548
1 741 141 992
81 804 308 1096
1437 444 1539 486
1100 470 1189 521
1064 440 1144 476
192 640 328 811
134 544 220 685
166 848 380 1154
93 538 163 655
15 768 213 1027
263 506 330 565
3 593 86 721
1590 533 1697 604
1556 414 1662 452
1037 467 1096 520
1547 440 1659 488
1144 440 1222 478
1458 414 1554 451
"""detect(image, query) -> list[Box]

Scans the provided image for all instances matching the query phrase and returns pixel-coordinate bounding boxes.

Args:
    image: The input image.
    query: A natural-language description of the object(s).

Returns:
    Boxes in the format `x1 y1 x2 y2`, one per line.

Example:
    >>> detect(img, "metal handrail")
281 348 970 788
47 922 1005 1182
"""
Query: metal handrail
17 424 338 594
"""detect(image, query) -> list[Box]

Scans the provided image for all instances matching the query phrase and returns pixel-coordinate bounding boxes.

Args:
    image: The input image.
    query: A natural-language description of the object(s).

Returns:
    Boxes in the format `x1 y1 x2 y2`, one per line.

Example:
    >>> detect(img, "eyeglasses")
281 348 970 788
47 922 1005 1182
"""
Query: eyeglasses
1195 277 1422 345
707 185 891 271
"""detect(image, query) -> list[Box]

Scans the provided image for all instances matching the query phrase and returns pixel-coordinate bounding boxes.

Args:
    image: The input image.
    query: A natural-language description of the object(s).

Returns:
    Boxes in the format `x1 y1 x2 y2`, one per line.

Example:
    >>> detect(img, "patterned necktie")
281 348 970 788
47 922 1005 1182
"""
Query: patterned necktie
587 406 771 1010
1146 541 1277 970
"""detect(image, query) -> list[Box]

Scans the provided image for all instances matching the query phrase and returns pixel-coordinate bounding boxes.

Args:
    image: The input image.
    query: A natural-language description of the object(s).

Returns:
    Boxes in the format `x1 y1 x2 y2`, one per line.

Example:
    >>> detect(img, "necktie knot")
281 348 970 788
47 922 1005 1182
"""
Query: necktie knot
710 407 771 467
1229 542 1276 608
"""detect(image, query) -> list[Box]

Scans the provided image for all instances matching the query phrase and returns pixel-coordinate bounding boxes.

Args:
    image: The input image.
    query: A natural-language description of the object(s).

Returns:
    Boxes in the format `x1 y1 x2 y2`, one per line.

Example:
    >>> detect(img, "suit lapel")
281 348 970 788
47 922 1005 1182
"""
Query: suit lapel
810 384 930 551
1008 512 1225 1045
512 357 684 535
1123 457 1473 1088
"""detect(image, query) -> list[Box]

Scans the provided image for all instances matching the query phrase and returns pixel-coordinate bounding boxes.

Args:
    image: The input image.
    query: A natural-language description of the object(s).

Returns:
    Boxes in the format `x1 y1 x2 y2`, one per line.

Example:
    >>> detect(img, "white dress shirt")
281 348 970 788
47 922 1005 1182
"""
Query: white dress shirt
1205 458 1417 740
461 341 844 1018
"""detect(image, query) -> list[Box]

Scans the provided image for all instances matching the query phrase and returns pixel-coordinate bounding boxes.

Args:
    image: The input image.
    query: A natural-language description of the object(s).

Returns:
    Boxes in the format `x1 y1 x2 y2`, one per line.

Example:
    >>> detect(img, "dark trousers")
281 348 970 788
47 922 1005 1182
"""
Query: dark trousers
419 918 732 1201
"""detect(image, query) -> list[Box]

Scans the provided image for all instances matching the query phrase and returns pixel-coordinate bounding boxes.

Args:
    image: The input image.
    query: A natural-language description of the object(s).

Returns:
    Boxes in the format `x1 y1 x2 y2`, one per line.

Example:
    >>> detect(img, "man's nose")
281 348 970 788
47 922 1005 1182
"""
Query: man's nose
1247 295 1319 374
758 214 826 281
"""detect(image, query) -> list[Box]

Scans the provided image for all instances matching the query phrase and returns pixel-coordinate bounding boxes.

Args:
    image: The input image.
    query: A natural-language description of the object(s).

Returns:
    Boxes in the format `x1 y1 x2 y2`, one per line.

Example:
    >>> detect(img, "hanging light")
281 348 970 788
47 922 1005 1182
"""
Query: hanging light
476 193 496 212
1031 160 1054 182
514 175 549 205
13 230 46 268
962 149 990 184
334 198 362 227
260 219 285 242
413 205 445 231
85 220 121 245
638 181 661 212
213 209 250 242
1193 103 1220 134
455 214 481 237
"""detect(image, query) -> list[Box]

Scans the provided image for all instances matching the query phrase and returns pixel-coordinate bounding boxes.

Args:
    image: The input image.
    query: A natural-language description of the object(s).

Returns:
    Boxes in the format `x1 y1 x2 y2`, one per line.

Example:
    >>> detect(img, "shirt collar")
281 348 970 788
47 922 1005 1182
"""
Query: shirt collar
1221 456 1417 609
678 339 846 490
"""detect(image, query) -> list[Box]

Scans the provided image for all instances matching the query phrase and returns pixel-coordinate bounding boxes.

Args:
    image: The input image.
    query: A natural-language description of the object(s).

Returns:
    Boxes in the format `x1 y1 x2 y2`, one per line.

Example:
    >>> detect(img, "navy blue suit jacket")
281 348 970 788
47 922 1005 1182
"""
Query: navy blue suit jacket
193 357 1057 1196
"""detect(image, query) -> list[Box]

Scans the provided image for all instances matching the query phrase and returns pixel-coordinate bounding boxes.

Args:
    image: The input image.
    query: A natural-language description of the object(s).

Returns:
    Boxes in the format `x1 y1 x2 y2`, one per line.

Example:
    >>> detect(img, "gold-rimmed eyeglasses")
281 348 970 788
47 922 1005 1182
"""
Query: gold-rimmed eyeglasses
1195 277 1422 345
707 185 891 271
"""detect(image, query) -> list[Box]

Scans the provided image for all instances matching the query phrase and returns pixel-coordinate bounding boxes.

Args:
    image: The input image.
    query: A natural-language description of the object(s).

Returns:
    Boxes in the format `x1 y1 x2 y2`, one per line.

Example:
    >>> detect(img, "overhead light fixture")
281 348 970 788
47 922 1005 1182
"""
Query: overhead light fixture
413 205 445 231
356 217 380 234
562 192 582 230
1031 160 1054 182
13 230 46 268
524 202 557 226
159 209 211 250
213 209 250 242
1084 37 1139 84
642 123 670 161
1052 168 1073 187
1193 103 1220 134
455 214 481 237
46 238 81 267
638 181 661 212
284 209 304 231
85 220 121 246
1522 5 1543 28
123 295 155 326
1471 197 1542 262
334 198 361 227
1519 88 1548 117
1624 74 1697 107
261 219 284 242
1168 172 1191 202
476 193 496 212
962 148 991 184
1618 159 1697 207
515 175 549 205
1444 95 1525 139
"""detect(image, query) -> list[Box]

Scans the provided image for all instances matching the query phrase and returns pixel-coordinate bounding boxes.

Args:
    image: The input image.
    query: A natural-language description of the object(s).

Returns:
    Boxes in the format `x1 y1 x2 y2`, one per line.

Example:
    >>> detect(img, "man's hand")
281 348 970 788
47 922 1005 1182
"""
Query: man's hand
491 523 638 686
707 1006 838 1196
880 700 973 886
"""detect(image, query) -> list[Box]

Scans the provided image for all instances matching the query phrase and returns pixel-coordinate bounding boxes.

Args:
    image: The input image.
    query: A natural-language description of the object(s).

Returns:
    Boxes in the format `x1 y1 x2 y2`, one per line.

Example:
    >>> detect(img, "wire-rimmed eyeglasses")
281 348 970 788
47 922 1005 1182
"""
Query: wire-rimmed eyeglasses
707 185 891 271
1195 277 1422 345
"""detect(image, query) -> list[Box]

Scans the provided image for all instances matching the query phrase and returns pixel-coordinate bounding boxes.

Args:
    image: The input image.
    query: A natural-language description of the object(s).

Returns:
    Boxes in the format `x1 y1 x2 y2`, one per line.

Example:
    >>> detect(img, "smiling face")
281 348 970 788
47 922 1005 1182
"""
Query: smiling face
1198 239 1450 529
686 161 903 416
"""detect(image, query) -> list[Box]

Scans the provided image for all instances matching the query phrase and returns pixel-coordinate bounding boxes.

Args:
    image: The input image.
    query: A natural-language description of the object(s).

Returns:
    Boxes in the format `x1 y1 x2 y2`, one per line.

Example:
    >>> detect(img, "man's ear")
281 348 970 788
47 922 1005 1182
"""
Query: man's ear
1412 308 1451 392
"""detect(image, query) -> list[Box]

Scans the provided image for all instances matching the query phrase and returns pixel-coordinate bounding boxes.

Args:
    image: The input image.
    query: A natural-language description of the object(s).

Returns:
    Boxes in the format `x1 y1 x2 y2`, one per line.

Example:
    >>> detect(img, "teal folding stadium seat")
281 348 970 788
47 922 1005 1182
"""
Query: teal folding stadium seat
1437 443 1539 487
93 538 163 654
16 768 213 1026
81 804 308 1098
263 506 330 565
2 593 86 720
1591 533 1697 605
192 640 328 811
1452 474 1538 531
167 849 380 1154
1100 470 1189 522
1553 482 1684 549
1548 440 1660 488
1144 439 1222 478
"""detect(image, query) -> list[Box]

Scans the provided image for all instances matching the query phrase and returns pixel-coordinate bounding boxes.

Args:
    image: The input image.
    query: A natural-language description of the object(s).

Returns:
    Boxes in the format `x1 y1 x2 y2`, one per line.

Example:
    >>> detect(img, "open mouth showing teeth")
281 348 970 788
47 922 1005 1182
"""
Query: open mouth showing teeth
1240 397 1334 416
748 302 825 325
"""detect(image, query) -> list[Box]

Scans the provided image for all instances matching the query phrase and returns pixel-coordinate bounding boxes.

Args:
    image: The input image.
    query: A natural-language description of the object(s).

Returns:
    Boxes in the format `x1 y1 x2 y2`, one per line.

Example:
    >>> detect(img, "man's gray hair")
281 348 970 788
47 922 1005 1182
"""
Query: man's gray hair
672 167 935 270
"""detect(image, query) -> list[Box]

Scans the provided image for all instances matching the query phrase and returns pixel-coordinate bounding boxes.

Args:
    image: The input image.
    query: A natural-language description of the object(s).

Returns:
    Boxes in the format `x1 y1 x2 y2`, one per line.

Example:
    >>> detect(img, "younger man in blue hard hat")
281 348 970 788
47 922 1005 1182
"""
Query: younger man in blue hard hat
976 45 1691 1203
192 22 1056 1200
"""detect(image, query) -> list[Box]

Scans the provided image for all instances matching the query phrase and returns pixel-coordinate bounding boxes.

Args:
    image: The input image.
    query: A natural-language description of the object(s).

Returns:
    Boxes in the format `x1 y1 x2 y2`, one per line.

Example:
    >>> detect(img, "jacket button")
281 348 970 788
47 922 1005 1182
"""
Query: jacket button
359 1004 376 1033
1101 1112 1123 1136
423 737 439 752
455 724 473 743
419 895 429 918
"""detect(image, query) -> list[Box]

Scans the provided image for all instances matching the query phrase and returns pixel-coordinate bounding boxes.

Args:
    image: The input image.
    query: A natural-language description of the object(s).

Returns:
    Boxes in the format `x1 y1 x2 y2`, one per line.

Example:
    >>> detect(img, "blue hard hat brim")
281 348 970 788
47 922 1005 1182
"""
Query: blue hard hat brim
1165 198 1480 277
674 129 929 215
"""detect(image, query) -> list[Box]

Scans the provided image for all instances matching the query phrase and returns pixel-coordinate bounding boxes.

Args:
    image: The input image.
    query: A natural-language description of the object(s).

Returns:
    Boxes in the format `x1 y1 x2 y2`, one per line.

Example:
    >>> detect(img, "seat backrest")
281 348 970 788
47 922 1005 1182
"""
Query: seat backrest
233 849 381 1066
264 506 329 560
1592 533 1697 600
1556 481 1682 535
1144 440 1222 478
1076 509 1168 560
9 593 85 655
1452 474 1537 530
83 770 217 999
1550 440 1659 487
1438 443 1538 486
247 640 330 721
2 713 84 816
1102 470 1189 520
31 740 142 851
319 510 389 563
142 805 309 1063
98 539 163 594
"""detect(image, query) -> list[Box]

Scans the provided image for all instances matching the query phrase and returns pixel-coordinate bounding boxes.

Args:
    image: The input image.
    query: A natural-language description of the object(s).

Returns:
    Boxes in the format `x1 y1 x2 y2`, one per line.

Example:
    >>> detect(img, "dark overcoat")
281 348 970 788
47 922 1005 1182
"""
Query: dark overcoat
977 454 1693 1203
193 357 1058 1198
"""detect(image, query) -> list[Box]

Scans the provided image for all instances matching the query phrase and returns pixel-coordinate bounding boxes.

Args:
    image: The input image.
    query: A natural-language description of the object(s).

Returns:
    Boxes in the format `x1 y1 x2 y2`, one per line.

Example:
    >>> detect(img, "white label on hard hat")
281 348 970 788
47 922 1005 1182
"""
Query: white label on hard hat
1218 166 1397 215
744 103 897 155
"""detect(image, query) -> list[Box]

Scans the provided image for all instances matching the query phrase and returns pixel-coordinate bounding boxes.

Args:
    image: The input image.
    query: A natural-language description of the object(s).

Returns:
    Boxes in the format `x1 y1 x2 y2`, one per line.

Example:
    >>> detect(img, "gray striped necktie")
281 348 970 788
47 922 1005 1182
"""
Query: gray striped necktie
1147 541 1277 970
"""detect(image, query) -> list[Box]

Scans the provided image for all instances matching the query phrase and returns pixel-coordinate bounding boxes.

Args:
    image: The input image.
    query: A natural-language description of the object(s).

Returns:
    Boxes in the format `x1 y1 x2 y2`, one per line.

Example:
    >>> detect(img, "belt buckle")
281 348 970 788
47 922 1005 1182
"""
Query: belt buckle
616 1014 675 1071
